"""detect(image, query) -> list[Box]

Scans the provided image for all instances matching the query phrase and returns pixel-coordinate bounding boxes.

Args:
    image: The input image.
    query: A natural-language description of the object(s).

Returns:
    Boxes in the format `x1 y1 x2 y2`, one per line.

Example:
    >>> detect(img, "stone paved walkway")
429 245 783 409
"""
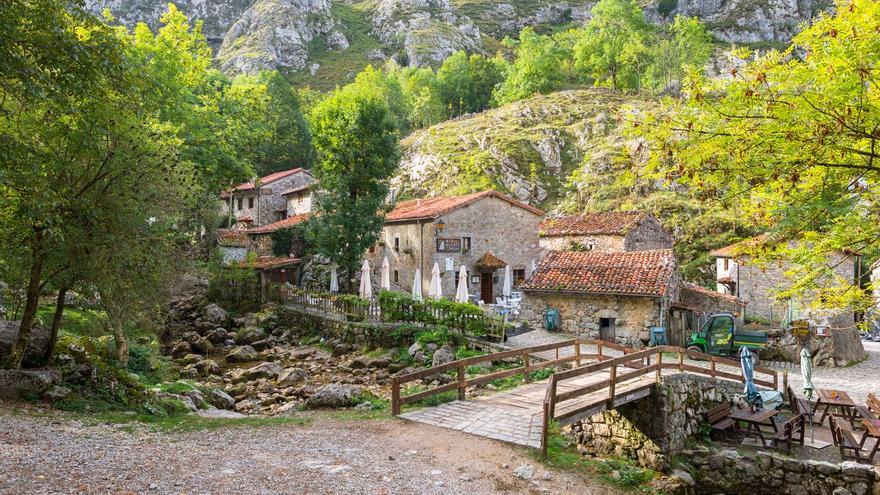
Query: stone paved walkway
784 341 880 403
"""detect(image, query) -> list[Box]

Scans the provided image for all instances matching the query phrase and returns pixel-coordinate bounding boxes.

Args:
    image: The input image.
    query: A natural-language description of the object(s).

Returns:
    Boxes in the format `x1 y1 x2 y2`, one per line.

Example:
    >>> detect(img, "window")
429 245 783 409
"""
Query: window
297 192 303 203
394 236 400 253
393 269 399 284
513 269 525 286
436 238 462 253
237 198 243 210
462 237 471 253
248 197 254 209
723 258 729 271
369 245 376 254
599 318 616 342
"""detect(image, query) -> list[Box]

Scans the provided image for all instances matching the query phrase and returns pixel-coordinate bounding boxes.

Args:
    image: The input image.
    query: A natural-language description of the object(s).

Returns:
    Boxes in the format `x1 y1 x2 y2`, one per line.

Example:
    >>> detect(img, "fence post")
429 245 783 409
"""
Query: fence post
548 377 558 418
710 356 716 378
541 400 550 457
598 342 603 361
391 377 401 415
523 353 531 383
608 361 618 408
678 349 684 372
575 341 582 368
656 351 662 384
457 364 466 400
780 369 786 393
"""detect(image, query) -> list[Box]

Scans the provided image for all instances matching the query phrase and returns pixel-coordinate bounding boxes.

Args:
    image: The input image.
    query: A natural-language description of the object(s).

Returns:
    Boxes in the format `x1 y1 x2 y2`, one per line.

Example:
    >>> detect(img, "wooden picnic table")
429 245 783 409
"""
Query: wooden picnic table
817 389 858 426
859 419 880 463
731 408 779 446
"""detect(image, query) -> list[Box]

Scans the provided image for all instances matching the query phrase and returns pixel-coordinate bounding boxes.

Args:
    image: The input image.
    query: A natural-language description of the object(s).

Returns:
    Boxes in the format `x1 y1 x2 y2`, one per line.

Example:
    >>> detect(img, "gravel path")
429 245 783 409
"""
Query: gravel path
0 404 623 495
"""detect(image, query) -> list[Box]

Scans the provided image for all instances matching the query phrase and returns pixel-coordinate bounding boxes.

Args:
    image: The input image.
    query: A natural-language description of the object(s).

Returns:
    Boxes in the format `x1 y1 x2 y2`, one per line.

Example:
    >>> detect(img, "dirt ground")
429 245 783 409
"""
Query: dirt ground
0 403 628 495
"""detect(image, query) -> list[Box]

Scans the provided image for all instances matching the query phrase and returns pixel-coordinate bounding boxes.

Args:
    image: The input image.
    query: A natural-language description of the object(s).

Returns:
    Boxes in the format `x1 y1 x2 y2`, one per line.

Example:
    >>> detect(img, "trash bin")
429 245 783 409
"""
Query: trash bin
650 326 667 346
544 308 560 331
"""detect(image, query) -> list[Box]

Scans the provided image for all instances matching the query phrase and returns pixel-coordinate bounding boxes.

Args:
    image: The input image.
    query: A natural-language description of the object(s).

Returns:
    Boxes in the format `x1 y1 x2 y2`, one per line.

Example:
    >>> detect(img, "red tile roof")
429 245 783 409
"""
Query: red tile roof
521 249 677 297
216 229 249 248
238 256 301 270
475 252 506 270
539 212 647 237
222 168 306 197
246 213 311 234
709 234 771 258
681 281 745 306
385 190 543 223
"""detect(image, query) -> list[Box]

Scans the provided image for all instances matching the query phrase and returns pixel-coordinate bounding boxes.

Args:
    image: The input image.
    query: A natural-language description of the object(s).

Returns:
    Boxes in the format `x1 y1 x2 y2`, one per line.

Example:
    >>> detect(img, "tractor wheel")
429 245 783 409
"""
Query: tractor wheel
686 346 705 359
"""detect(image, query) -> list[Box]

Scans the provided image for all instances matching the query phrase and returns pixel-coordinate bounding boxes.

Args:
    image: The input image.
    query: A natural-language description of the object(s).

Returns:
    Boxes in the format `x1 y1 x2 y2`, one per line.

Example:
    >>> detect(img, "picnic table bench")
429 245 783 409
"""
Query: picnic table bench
830 415 872 462
771 414 805 452
731 408 779 447
707 402 735 435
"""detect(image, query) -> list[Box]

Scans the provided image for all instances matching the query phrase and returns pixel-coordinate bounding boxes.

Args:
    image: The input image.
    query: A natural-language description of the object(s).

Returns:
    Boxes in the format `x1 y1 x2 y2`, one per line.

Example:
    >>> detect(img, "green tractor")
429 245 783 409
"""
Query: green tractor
686 313 768 362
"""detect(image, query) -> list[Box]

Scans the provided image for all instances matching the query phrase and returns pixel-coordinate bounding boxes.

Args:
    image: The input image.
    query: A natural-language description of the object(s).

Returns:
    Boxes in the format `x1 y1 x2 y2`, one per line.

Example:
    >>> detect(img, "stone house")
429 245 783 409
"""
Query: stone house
711 235 863 326
538 212 673 253
519 249 681 349
665 282 747 346
216 229 250 264
365 190 544 303
220 168 314 227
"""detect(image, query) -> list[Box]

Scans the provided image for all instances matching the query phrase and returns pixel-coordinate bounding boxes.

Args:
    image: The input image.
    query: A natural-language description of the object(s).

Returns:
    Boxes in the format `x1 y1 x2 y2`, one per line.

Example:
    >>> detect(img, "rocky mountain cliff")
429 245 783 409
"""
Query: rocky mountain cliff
87 0 830 86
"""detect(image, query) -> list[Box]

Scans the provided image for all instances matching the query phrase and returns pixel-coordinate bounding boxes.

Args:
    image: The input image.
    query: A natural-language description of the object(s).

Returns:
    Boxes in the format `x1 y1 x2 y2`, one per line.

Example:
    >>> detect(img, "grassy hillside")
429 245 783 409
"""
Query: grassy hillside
393 89 754 283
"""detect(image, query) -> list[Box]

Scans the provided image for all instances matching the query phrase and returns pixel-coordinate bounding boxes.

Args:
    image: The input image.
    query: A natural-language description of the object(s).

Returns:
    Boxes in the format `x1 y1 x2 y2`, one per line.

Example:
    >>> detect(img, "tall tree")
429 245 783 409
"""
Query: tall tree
574 0 653 91
649 15 713 93
493 28 566 105
308 77 400 292
637 0 880 312
436 51 506 117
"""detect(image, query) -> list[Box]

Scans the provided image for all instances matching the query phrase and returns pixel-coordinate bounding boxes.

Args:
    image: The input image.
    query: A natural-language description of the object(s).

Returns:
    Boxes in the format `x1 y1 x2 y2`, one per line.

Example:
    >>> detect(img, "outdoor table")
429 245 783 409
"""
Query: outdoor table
816 389 858 427
731 408 779 446
860 419 880 463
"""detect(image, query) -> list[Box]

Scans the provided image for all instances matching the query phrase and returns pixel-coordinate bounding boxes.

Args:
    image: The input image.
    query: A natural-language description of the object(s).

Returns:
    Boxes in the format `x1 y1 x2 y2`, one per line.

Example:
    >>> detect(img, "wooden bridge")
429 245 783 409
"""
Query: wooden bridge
391 338 780 454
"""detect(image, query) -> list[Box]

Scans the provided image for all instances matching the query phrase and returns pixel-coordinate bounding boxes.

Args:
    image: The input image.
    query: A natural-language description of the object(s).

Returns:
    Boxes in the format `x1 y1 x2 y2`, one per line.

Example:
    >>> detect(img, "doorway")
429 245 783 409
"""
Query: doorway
599 317 616 342
480 272 493 303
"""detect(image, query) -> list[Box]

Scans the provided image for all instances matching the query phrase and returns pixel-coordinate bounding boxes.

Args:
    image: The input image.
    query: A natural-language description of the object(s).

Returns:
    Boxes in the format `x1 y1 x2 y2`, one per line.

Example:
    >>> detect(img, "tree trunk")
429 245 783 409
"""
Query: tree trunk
40 286 67 366
110 314 128 367
2 231 44 369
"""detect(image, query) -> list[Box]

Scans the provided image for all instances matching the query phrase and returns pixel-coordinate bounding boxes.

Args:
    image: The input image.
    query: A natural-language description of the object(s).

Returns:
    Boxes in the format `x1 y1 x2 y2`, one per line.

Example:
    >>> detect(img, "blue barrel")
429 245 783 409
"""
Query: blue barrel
650 326 667 346
544 308 560 331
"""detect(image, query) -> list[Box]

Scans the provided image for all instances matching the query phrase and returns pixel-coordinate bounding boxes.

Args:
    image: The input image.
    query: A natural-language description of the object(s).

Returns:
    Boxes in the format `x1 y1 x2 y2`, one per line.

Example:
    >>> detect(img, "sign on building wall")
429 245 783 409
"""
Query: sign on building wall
437 238 462 252
445 258 454 272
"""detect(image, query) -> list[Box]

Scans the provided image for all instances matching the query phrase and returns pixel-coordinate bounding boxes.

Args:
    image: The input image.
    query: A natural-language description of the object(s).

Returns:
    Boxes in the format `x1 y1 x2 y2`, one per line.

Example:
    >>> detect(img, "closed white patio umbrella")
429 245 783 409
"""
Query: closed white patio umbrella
359 260 372 299
502 265 513 300
530 259 537 274
428 263 442 299
412 269 423 302
329 264 339 293
380 256 391 290
455 265 469 303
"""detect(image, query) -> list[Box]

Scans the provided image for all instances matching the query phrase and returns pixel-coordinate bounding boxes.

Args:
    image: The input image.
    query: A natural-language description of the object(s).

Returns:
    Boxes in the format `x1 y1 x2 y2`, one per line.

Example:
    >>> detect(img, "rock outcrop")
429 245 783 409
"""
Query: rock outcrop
372 0 483 67
217 0 340 74
394 89 650 206
0 321 51 369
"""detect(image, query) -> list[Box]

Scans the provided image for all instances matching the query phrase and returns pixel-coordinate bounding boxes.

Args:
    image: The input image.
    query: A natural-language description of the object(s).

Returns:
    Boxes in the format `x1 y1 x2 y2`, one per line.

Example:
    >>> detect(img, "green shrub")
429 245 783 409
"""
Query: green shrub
207 253 260 314
415 326 464 347
377 290 494 337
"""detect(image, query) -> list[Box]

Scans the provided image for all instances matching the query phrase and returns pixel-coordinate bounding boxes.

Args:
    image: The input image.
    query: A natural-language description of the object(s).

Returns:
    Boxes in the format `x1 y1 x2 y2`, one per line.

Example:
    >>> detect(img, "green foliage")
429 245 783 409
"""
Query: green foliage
493 28 567 105
436 51 507 116
307 67 400 293
270 222 310 257
377 290 494 337
415 326 464 347
636 0 880 312
207 255 260 314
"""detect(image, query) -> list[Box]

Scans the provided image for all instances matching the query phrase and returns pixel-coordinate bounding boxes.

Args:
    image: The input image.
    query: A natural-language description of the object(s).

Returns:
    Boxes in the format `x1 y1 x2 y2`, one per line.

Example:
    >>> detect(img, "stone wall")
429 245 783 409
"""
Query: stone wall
277 305 404 349
679 446 877 495
539 234 626 253
569 374 744 470
365 195 543 303
680 284 746 325
623 215 674 252
519 292 662 349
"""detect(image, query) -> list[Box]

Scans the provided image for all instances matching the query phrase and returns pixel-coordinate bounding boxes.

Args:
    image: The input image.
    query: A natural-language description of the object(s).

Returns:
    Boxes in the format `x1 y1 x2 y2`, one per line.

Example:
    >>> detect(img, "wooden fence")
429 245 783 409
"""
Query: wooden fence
268 285 506 341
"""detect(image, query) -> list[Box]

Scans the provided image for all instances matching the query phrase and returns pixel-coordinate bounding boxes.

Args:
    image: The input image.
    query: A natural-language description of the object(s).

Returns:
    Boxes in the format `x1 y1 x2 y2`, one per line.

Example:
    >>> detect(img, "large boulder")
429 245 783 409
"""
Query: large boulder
277 368 308 387
431 345 456 367
230 362 283 383
205 327 229 344
226 345 259 363
305 383 363 409
202 303 229 326
0 369 60 400
0 321 52 368
208 388 236 409
235 327 267 345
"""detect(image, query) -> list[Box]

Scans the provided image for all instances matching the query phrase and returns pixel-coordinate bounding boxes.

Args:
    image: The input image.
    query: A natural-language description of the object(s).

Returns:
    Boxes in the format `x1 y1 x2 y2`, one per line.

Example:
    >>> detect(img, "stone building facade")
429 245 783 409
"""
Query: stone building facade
364 190 544 303
220 168 314 227
519 249 681 348
711 236 863 326
538 212 673 253
283 183 313 216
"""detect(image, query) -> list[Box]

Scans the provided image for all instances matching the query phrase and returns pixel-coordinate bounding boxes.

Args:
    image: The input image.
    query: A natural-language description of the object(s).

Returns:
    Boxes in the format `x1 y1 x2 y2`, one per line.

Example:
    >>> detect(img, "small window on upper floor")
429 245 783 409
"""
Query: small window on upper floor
513 269 525 286
393 269 399 284
723 258 729 271
248 197 255 209
369 244 376 254
462 237 471 253
394 236 400 253
237 198 243 210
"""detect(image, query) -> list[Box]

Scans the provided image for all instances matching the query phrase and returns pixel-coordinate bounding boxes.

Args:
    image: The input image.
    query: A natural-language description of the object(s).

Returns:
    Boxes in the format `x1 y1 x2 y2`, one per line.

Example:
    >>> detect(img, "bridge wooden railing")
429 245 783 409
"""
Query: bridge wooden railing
540 345 779 455
390 338 583 415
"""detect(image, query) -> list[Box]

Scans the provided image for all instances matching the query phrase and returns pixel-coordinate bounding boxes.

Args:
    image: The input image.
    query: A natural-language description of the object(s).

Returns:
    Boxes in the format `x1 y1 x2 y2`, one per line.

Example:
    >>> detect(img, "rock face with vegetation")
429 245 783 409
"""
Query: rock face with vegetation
372 0 483 67
217 0 341 74
394 89 648 205
88 0 831 83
